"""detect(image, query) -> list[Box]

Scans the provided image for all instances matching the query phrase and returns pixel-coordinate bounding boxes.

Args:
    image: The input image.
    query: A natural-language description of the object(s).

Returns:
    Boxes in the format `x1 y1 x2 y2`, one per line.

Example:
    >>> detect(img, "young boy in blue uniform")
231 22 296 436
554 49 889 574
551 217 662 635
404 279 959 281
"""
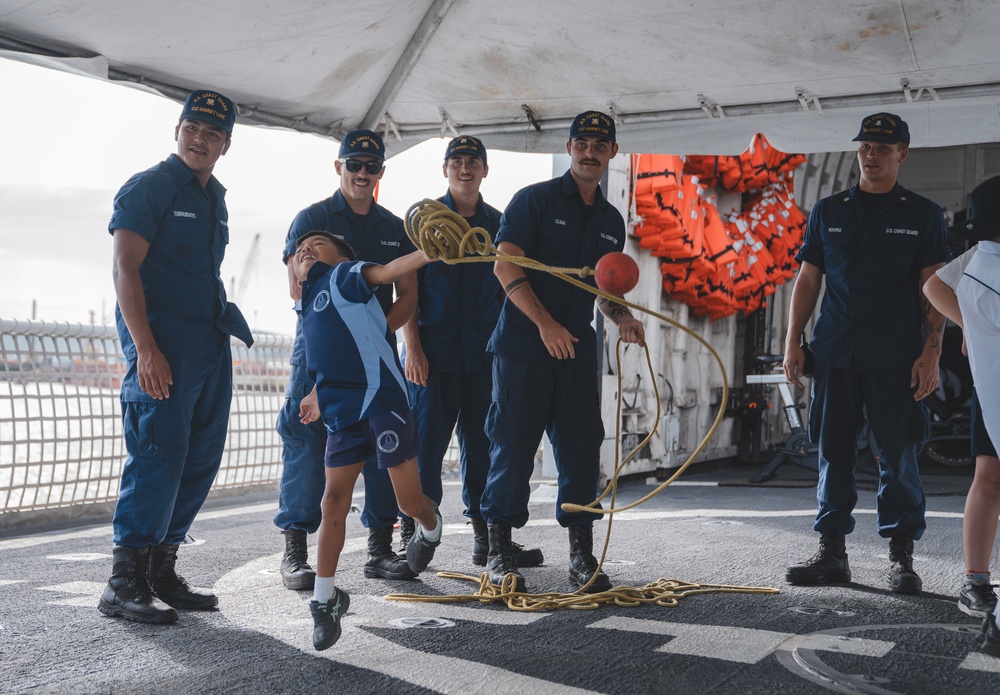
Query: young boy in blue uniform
922 174 1000 656
101 90 254 624
480 111 646 593
274 130 418 590
783 112 950 594
291 230 441 651
399 135 542 568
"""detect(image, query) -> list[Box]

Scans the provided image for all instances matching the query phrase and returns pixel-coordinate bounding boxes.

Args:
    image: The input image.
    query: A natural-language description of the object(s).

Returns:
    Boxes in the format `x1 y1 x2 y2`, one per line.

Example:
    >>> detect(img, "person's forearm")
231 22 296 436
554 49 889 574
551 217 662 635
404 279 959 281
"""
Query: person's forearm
596 295 635 325
385 270 418 333
401 314 422 353
922 274 963 328
113 265 158 355
784 268 821 349
365 250 429 287
919 264 947 353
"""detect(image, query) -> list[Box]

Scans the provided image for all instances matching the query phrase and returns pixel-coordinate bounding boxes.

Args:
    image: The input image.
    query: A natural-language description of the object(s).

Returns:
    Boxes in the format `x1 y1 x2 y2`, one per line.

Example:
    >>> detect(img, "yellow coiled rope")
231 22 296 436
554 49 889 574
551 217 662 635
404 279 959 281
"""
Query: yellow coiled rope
386 199 778 610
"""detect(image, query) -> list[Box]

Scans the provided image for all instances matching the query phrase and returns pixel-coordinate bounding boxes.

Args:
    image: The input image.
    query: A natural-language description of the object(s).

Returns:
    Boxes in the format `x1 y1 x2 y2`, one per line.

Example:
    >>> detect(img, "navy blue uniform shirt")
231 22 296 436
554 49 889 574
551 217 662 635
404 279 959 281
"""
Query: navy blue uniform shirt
488 170 626 370
299 260 409 432
108 153 252 363
284 190 416 366
406 191 502 374
796 183 950 370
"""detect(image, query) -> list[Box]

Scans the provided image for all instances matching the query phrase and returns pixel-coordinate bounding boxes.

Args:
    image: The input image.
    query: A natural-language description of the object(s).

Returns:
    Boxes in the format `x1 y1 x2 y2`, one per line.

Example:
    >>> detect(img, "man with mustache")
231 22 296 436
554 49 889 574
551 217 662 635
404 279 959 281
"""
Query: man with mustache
480 111 645 593
783 112 951 594
274 129 418 589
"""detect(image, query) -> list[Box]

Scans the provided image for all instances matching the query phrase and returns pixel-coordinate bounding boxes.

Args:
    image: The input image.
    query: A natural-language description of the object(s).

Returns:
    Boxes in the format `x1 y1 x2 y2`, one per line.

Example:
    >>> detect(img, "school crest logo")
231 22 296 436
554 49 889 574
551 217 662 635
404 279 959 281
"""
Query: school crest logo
313 290 331 312
377 430 400 453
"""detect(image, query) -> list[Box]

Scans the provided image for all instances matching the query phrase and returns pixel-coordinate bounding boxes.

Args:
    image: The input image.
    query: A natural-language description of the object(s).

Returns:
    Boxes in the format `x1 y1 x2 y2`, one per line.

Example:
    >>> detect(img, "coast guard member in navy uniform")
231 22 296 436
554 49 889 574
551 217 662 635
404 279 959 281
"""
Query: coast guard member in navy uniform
480 111 645 593
783 112 950 594
101 90 253 624
274 129 418 588
399 136 542 568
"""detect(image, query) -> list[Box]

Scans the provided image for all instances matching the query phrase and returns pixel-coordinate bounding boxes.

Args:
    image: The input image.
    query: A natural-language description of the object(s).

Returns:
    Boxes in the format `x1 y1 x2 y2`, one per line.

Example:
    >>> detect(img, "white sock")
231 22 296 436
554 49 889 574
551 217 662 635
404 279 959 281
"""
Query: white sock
314 575 336 604
420 517 441 543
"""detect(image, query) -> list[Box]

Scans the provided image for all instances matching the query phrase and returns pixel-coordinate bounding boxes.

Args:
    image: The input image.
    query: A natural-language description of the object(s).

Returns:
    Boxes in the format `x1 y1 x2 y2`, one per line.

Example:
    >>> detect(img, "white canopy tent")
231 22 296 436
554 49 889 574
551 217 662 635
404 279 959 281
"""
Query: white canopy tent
1 0 998 156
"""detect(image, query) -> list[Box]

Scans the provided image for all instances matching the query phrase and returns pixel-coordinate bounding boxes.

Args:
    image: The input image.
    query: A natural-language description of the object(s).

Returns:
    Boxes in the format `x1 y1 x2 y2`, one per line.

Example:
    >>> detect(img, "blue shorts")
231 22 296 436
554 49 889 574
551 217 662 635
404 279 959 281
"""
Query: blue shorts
971 389 998 458
325 409 422 469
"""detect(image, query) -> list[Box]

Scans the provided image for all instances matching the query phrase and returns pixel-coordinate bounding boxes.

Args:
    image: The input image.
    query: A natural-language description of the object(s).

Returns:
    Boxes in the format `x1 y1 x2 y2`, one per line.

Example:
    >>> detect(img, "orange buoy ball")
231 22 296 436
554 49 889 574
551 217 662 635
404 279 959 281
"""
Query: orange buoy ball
594 252 639 295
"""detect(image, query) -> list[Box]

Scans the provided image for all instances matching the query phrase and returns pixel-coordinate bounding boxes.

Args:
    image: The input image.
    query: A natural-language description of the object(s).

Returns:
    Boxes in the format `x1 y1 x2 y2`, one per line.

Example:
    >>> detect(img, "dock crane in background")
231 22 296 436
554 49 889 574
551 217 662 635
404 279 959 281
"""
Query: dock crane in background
231 232 260 312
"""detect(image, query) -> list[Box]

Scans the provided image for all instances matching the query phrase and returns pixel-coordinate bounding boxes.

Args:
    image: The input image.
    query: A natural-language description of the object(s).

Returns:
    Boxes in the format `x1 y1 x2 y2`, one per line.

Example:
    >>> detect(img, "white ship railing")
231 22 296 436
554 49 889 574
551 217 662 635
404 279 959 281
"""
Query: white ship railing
0 318 291 530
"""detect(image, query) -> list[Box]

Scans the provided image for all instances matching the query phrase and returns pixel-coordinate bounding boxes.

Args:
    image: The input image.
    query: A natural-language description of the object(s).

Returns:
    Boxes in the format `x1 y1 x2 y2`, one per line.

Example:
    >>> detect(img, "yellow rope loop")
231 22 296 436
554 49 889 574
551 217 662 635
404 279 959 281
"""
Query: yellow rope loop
404 199 494 262
384 573 778 611
404 198 595 278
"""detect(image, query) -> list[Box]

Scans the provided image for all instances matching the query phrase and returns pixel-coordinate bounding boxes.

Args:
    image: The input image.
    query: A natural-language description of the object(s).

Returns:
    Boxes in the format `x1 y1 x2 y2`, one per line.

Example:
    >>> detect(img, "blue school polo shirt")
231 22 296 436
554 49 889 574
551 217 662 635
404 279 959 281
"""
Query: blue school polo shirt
487 170 626 370
284 190 416 367
299 260 409 432
108 153 252 362
796 184 950 370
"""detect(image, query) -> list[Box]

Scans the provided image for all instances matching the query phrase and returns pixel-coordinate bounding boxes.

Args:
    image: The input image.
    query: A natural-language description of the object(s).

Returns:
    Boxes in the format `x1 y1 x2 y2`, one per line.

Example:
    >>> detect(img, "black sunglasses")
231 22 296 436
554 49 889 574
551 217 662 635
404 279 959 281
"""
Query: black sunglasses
339 158 383 175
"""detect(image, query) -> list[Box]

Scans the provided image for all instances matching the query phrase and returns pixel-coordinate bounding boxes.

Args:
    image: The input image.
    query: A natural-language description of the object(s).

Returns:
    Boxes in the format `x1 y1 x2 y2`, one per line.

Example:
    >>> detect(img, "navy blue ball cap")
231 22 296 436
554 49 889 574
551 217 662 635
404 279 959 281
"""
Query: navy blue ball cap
852 112 909 145
569 110 616 142
948 174 1000 241
445 135 487 163
339 129 386 160
179 89 236 133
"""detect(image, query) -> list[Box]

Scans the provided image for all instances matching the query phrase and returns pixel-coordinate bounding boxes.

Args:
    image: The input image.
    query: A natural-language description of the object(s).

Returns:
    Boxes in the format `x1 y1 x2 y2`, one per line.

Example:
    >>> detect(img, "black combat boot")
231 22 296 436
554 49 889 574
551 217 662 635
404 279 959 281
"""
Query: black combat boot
486 523 526 593
98 546 178 624
785 534 851 585
567 525 612 593
280 529 316 591
471 517 544 568
363 527 416 579
888 535 922 594
148 543 219 610
397 516 415 559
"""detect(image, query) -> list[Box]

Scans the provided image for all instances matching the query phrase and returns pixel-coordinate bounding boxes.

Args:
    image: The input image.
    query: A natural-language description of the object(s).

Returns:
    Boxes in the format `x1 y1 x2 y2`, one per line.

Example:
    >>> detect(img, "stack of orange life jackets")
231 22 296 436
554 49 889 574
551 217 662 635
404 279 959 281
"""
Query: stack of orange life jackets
631 134 807 319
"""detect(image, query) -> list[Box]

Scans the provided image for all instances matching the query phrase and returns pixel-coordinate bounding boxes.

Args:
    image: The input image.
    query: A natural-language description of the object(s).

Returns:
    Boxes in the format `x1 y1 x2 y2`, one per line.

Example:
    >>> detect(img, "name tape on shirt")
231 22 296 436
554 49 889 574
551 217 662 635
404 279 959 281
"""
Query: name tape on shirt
885 228 919 236
173 210 197 219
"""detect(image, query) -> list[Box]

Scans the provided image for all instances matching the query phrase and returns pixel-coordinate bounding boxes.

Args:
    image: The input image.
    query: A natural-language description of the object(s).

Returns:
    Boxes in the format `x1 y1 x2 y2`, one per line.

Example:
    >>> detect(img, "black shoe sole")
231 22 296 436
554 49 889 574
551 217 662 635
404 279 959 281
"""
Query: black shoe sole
159 596 220 610
363 565 417 580
569 575 612 593
890 578 923 595
785 570 852 586
958 599 994 619
98 599 179 624
488 572 526 593
282 573 316 591
473 548 544 568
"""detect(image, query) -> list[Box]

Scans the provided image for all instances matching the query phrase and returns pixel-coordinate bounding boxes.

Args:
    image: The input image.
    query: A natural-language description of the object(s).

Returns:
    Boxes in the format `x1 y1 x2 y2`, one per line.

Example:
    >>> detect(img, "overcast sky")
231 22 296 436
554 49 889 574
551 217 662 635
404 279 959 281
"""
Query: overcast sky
0 58 553 335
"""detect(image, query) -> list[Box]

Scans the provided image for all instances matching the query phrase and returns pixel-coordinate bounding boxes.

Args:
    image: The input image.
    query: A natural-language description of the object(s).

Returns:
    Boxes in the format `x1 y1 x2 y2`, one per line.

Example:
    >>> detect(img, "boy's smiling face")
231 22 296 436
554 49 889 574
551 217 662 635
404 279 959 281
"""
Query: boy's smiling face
293 233 349 282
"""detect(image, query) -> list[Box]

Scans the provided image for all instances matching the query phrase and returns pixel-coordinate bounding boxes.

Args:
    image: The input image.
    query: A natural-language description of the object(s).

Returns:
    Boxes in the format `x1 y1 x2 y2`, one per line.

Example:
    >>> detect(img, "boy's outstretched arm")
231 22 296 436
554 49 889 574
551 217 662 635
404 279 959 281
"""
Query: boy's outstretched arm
361 250 432 287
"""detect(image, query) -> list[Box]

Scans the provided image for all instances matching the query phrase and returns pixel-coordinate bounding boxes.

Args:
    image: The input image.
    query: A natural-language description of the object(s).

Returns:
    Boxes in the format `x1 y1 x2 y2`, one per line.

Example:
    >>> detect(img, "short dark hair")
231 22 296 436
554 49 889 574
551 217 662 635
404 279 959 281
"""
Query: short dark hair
296 230 357 261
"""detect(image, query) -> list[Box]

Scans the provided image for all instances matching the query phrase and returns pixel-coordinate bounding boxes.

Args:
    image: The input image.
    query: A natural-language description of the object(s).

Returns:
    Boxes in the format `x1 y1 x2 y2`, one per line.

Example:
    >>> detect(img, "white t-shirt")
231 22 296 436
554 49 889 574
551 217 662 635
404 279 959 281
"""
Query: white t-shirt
953 241 1000 446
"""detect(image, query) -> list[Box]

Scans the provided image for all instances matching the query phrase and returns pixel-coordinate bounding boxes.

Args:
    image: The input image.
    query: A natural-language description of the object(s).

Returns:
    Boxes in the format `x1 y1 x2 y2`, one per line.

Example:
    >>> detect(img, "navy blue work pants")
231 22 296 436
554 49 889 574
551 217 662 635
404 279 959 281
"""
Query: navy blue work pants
113 345 232 547
808 357 929 540
407 369 491 517
273 364 398 533
480 355 604 529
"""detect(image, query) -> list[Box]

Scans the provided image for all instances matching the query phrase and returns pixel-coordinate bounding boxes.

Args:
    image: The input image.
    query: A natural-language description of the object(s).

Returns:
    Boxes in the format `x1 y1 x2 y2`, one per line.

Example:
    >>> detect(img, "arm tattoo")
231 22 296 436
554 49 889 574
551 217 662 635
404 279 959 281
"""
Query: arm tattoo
504 276 529 296
598 296 632 320
920 295 944 350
